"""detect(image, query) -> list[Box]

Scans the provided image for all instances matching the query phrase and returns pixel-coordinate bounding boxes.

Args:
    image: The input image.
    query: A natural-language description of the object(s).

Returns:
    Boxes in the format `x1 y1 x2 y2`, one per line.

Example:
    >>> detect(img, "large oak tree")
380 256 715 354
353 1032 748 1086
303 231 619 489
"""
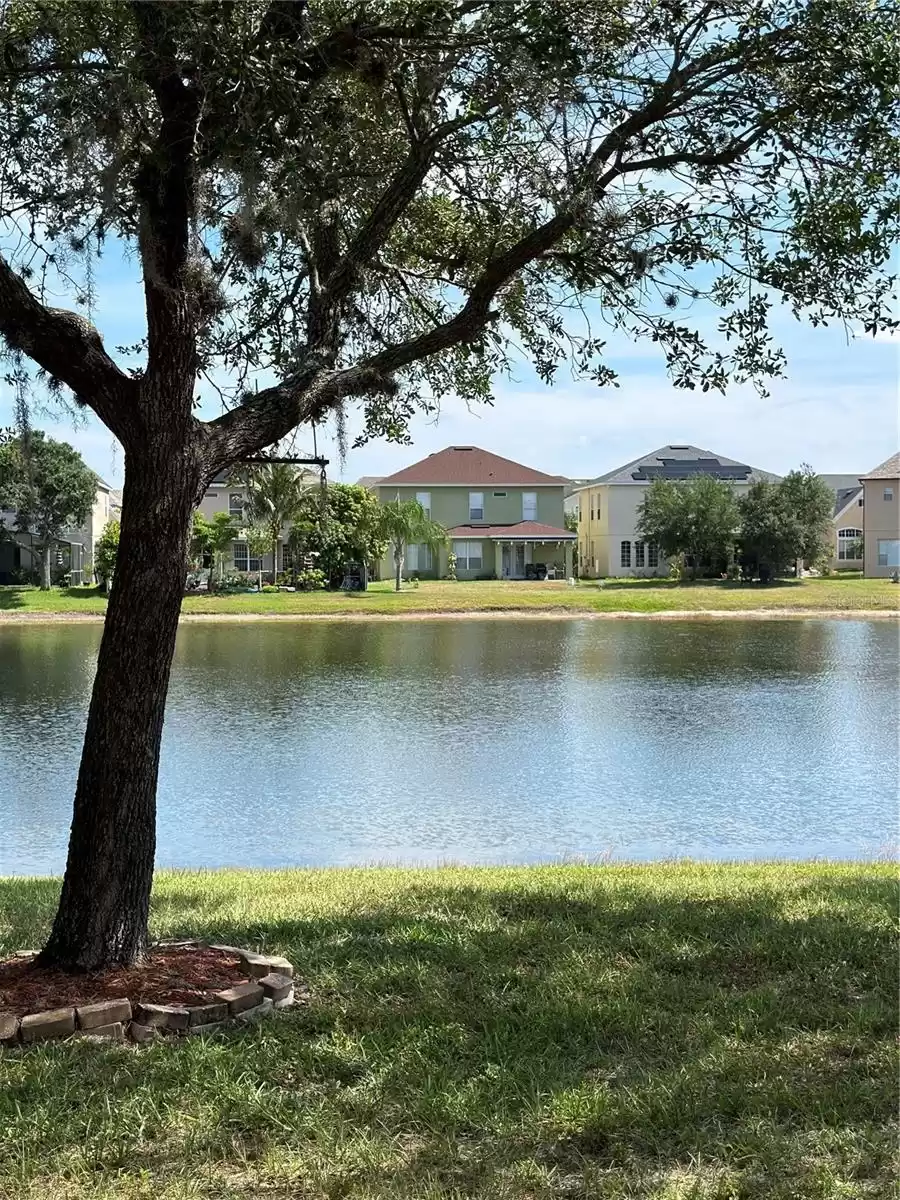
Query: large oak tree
0 0 895 968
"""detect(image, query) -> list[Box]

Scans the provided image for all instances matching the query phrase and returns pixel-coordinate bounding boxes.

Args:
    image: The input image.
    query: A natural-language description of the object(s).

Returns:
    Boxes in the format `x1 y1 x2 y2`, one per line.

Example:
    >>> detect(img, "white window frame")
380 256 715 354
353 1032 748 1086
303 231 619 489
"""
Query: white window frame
620 540 631 568
877 539 900 567
522 491 537 521
228 492 244 521
232 541 261 574
468 492 484 521
648 542 659 568
634 541 645 568
415 492 431 517
883 487 894 502
837 528 863 560
453 540 483 571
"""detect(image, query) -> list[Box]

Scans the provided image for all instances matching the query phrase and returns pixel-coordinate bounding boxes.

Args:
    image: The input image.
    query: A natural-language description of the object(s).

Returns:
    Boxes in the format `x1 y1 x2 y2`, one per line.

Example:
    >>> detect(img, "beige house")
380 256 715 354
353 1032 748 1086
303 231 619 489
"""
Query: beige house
0 478 120 585
196 467 320 576
372 446 575 580
575 445 778 578
824 474 866 570
860 452 900 577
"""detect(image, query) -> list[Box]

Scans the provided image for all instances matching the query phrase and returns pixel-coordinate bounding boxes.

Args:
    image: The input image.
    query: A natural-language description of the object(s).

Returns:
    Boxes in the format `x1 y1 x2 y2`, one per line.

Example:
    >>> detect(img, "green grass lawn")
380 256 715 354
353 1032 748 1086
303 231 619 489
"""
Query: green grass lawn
1 574 898 618
0 863 895 1199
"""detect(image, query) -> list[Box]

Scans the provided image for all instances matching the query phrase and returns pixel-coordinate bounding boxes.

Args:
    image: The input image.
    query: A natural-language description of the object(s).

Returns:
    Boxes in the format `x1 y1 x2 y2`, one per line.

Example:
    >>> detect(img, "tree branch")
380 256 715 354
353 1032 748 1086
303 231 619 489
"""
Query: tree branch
130 1 203 378
0 253 136 437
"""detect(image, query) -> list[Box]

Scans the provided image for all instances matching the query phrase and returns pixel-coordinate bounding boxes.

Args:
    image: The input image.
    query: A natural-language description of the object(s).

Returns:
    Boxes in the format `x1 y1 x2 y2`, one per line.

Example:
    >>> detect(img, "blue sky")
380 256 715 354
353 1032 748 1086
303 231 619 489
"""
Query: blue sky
1 245 896 485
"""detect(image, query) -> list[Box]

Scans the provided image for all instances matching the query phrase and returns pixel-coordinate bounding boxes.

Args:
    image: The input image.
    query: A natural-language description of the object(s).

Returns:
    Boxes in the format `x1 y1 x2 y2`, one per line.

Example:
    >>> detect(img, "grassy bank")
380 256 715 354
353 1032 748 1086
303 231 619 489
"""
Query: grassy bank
1 574 898 618
0 862 895 1199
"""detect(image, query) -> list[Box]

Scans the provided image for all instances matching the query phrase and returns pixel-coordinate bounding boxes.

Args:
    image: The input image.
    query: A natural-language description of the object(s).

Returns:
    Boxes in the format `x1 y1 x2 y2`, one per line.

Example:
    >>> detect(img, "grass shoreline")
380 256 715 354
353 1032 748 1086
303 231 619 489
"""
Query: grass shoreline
0 605 897 623
0 861 894 1199
1 575 897 621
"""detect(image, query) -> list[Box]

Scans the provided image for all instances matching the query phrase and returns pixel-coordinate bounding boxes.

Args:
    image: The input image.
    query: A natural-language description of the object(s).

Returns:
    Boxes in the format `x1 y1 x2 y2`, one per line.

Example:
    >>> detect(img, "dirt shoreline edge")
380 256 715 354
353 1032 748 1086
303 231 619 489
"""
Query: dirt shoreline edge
0 607 897 624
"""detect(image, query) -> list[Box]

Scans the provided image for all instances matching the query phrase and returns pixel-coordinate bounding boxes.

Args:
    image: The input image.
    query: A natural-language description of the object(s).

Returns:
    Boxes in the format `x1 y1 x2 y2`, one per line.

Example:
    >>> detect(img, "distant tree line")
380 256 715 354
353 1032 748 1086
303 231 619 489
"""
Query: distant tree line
635 468 836 581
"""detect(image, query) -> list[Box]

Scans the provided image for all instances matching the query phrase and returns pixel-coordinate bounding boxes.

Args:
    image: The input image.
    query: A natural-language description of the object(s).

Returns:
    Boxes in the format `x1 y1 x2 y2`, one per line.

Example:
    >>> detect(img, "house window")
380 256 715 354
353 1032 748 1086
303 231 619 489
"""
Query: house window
590 498 595 520
884 487 894 502
469 492 484 521
648 542 659 568
522 492 537 521
229 492 244 521
232 542 261 574
282 544 294 570
415 492 431 517
837 528 863 560
858 497 865 507
620 540 631 568
453 540 483 571
877 539 900 567
493 491 507 497
634 541 645 568
406 543 433 573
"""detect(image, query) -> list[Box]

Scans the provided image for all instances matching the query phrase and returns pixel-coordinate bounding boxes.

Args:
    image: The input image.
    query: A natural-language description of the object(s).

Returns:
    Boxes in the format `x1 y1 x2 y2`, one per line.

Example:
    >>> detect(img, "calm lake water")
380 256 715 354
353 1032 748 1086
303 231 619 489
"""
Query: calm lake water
0 619 896 874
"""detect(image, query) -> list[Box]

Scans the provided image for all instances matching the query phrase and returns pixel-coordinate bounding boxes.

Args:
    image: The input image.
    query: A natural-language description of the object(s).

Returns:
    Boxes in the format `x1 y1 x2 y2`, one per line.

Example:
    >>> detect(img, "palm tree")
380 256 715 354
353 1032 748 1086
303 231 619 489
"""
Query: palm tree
241 463 312 582
376 498 448 591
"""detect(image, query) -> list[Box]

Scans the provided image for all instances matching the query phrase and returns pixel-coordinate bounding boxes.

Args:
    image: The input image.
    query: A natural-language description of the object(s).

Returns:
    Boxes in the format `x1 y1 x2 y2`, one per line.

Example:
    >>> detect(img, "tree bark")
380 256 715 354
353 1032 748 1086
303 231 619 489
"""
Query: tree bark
38 446 199 970
394 545 403 591
40 542 52 590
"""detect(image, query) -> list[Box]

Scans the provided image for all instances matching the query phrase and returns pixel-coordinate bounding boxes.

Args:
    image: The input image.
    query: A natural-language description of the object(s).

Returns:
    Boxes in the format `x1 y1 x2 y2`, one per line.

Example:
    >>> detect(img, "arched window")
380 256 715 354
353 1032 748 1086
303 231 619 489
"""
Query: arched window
620 540 632 568
837 528 863 560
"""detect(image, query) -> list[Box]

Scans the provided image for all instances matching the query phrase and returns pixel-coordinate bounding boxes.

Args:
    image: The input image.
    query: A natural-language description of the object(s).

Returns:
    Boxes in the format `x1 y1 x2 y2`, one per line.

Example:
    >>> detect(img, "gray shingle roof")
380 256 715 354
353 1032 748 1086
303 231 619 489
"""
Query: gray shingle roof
580 445 779 488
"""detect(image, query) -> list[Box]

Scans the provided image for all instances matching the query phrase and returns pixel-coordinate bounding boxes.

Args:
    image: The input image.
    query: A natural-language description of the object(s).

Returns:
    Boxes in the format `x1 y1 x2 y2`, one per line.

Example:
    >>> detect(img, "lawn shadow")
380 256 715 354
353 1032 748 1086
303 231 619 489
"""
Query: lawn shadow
0 586 27 610
1 869 894 1196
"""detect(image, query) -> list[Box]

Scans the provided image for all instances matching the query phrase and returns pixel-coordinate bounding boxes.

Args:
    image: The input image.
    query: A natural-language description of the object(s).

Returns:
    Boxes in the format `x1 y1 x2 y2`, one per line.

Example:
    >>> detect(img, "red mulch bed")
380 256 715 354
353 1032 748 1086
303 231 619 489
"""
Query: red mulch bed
0 946 250 1018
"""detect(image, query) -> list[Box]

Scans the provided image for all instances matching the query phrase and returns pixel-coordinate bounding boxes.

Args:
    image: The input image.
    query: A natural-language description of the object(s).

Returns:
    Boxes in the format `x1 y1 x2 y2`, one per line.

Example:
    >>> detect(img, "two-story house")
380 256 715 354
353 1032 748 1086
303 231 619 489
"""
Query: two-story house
372 446 575 580
196 467 321 577
860 452 900 577
0 477 120 585
575 444 779 578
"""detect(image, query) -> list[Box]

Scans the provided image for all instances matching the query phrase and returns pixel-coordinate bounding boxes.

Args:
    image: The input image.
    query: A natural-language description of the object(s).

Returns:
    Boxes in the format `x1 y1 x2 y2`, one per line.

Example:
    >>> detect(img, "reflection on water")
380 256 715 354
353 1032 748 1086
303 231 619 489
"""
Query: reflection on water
0 619 896 874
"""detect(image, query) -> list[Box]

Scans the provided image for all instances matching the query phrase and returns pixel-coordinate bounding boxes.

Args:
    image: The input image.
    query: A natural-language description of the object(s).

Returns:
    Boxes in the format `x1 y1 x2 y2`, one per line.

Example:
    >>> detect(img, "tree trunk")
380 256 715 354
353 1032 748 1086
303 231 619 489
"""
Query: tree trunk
38 449 199 970
40 542 52 591
207 552 216 594
394 545 403 591
272 527 279 584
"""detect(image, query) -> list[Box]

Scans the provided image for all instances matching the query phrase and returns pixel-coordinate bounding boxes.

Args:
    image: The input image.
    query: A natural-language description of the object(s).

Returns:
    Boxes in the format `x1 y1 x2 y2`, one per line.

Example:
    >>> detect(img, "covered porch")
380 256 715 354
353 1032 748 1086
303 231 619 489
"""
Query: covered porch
449 522 575 581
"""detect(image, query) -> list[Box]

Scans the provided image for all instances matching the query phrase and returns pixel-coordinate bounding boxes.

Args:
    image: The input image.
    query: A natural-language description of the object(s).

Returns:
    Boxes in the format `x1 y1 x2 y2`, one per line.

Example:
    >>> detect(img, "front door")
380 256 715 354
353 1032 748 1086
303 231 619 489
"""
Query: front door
514 543 526 577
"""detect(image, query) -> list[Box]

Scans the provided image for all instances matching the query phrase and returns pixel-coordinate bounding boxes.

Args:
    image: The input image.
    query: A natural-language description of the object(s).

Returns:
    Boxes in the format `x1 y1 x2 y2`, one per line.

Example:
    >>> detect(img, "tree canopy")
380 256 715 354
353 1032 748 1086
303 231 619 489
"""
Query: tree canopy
0 430 98 588
738 468 835 577
291 481 387 586
636 473 741 577
0 0 896 456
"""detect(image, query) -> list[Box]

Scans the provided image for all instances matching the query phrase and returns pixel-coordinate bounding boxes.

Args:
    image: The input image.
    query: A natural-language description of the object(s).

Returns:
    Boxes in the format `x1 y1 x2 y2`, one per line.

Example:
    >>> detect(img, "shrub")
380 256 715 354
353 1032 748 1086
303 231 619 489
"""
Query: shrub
260 584 279 593
447 551 457 581
295 568 326 591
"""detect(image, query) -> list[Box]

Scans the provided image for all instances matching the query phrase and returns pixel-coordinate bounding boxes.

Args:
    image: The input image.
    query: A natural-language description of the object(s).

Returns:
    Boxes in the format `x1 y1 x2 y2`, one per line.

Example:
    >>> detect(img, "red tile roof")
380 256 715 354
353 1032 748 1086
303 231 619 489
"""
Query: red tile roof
447 521 575 541
861 452 900 480
377 446 567 487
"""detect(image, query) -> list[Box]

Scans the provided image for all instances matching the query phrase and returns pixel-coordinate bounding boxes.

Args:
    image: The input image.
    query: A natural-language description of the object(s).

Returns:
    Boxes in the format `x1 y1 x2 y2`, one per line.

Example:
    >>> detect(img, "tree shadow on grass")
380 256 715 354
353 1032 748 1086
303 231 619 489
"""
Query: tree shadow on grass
0 869 895 1198
597 578 805 592
0 586 27 610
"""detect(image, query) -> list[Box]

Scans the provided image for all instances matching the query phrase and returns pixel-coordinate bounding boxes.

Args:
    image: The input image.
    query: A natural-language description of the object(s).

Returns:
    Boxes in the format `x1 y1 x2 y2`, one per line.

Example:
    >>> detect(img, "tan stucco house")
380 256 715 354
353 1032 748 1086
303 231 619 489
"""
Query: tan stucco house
823 474 866 570
372 446 575 580
574 444 778 578
860 452 900 577
196 467 320 577
0 477 120 585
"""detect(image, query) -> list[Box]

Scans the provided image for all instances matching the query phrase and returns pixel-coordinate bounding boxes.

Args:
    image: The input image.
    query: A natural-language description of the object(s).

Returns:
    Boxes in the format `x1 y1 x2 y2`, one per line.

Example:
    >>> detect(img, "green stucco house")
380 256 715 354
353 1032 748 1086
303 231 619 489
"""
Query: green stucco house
370 446 575 580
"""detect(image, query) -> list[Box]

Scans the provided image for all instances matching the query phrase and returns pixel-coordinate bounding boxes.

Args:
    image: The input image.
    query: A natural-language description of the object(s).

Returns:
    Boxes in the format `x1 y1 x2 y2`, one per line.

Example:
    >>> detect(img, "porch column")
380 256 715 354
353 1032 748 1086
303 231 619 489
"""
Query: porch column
494 540 503 579
565 542 573 579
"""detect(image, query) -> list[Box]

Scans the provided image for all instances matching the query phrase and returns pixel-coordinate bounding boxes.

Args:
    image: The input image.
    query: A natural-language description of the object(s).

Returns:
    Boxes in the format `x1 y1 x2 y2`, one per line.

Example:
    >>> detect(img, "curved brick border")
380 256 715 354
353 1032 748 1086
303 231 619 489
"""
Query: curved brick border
0 941 302 1048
